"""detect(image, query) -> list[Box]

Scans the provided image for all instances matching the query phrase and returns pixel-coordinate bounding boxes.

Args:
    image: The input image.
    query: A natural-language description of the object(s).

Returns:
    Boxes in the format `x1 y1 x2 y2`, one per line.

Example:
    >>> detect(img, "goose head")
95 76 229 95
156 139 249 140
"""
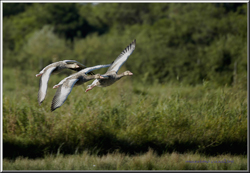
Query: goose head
94 74 105 79
123 71 133 76
65 63 80 69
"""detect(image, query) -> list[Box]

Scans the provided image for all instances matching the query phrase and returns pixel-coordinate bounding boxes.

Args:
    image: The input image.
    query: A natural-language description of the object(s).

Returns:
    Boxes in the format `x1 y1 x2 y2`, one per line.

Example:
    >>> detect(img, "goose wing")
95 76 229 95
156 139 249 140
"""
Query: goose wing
36 62 58 77
51 78 79 111
82 64 112 74
53 64 111 88
53 72 77 88
106 39 136 73
38 66 57 105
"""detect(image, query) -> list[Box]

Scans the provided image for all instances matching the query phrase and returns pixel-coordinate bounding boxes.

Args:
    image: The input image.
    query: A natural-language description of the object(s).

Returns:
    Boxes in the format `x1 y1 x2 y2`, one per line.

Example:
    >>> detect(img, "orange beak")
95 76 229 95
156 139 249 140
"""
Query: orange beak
36 73 43 77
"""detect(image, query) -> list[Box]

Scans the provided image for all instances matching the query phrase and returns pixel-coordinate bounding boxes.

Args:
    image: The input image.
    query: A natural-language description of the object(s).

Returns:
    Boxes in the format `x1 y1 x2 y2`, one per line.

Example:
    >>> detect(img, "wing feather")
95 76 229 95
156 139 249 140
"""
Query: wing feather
51 78 79 111
82 64 112 74
107 39 136 73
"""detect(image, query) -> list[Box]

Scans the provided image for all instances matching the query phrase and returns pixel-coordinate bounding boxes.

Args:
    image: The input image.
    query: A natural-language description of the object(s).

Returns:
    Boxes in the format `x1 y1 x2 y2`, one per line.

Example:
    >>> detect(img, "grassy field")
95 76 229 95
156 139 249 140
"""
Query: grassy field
2 67 248 170
3 150 247 170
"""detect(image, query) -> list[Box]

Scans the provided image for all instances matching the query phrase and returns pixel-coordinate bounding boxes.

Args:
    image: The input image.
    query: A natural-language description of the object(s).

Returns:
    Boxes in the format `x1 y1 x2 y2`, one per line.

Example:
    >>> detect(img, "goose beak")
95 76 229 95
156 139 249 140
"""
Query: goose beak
85 88 91 92
75 64 80 68
85 85 94 92
36 73 42 77
129 72 133 76
100 75 109 79
53 85 59 89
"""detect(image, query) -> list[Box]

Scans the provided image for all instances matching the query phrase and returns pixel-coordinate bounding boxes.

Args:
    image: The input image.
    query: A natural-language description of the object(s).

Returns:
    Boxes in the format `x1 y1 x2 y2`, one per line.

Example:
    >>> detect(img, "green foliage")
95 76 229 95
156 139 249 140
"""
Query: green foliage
23 25 72 70
40 3 94 42
3 3 32 17
3 3 247 86
204 34 247 86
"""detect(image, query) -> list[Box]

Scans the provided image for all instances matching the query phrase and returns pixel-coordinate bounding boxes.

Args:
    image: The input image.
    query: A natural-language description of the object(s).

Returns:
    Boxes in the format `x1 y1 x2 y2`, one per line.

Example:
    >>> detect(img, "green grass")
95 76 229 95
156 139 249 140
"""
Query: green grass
2 67 247 169
3 150 247 170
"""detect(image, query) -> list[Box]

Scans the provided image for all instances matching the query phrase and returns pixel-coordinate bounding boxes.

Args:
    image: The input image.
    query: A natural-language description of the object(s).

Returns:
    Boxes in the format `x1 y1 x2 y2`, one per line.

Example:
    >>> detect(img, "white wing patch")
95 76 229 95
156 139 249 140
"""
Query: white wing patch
109 53 131 73
38 66 56 103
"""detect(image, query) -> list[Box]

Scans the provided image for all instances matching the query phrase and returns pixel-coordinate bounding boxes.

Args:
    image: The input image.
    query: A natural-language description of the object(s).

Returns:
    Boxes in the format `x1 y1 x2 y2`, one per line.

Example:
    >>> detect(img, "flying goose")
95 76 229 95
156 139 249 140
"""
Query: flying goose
85 39 135 92
36 60 94 105
51 64 111 111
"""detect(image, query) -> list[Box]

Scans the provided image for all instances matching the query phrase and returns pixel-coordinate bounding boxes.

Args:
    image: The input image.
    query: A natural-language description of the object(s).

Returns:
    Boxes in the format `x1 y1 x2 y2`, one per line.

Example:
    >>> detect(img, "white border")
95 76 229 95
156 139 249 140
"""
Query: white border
1 0 249 172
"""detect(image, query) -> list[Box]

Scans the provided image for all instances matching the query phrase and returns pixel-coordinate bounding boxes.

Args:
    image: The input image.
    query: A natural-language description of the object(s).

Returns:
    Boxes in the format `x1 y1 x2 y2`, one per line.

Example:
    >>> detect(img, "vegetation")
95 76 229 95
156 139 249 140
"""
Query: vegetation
3 150 247 170
3 3 247 86
3 68 247 157
2 2 247 170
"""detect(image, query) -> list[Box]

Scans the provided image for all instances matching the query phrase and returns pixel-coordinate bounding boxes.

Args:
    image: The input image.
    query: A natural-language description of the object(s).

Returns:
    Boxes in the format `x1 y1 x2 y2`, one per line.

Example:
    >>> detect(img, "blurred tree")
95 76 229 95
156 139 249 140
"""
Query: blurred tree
2 3 247 86
21 25 72 70
83 3 152 30
3 3 32 17
3 3 48 53
215 3 245 13
78 3 109 35
41 3 94 45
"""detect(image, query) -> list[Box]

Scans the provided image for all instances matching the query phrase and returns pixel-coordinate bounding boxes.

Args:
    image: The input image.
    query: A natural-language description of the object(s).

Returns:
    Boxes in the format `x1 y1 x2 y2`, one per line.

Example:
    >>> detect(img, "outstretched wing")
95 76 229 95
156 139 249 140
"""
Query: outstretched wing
36 62 58 77
54 73 74 87
82 64 112 74
38 66 57 105
107 39 136 73
51 78 79 111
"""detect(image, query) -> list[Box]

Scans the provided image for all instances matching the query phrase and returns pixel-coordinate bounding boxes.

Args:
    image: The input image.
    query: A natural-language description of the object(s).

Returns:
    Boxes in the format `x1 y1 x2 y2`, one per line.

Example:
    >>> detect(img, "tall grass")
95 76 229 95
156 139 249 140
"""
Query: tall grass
3 150 247 170
3 67 247 159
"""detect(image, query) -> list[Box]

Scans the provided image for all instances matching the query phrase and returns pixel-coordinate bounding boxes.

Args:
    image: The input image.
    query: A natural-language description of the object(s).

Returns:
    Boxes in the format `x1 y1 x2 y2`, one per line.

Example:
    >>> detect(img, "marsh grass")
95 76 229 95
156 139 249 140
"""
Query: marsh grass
3 150 247 170
3 68 247 163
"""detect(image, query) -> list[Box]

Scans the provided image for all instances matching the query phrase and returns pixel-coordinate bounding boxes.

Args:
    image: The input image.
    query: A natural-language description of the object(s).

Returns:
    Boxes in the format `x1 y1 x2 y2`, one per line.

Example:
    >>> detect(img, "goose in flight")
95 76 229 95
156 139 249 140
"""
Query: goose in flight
85 39 135 92
36 60 94 105
51 64 111 111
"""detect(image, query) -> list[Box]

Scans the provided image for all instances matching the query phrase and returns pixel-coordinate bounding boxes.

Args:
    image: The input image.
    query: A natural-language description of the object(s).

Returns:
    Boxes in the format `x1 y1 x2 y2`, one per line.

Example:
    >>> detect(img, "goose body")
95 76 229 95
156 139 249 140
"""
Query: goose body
51 64 111 111
36 60 94 105
85 39 136 92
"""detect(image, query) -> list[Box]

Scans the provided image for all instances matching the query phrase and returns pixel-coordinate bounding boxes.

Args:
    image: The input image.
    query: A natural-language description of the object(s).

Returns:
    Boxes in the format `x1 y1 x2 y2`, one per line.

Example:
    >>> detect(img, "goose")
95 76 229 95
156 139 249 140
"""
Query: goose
85 39 135 92
36 60 94 105
51 64 111 111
